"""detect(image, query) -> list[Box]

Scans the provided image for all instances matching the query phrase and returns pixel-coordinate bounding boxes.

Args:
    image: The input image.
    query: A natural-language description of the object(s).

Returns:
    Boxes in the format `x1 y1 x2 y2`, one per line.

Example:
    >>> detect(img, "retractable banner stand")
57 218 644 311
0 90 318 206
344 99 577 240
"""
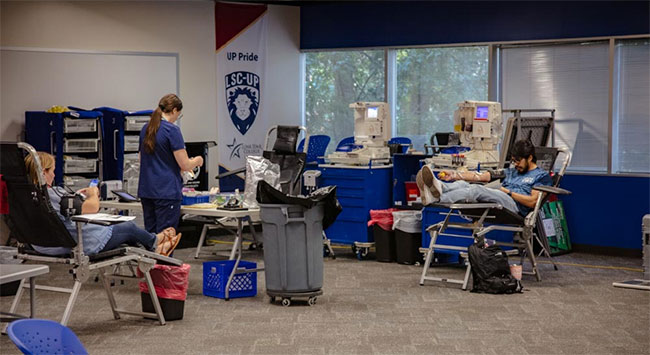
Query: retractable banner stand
216 2 268 191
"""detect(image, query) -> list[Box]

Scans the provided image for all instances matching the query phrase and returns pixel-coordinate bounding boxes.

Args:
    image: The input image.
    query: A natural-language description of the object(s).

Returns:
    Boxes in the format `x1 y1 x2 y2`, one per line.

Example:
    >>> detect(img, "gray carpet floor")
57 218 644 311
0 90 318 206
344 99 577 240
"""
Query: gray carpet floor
1 240 648 355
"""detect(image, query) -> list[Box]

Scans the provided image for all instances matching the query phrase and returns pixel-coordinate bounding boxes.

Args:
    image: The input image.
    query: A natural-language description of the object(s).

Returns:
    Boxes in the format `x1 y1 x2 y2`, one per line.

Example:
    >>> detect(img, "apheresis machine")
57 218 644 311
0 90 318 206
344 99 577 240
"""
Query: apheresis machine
427 100 502 170
327 102 391 166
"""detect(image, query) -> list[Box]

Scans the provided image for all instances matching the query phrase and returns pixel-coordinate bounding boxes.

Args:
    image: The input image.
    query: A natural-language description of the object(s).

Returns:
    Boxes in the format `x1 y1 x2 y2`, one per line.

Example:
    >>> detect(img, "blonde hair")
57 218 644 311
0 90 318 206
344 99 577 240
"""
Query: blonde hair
24 152 55 186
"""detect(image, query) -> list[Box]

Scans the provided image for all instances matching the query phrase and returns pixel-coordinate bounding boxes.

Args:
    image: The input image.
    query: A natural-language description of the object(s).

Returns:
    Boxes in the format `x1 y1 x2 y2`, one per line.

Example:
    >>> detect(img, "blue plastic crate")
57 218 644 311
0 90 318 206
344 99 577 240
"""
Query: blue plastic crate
203 260 257 299
182 195 210 205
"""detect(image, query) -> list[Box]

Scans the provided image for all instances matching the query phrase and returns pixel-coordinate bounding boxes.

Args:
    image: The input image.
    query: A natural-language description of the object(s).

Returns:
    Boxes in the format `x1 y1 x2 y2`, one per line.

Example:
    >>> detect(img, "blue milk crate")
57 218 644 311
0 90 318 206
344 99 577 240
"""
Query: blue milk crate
203 260 257 299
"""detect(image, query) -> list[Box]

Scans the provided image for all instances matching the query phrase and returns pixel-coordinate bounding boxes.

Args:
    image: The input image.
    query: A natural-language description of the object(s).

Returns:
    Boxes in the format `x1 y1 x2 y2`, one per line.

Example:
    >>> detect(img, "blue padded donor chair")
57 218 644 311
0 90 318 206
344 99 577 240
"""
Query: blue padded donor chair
7 319 88 355
335 136 355 151
298 134 331 164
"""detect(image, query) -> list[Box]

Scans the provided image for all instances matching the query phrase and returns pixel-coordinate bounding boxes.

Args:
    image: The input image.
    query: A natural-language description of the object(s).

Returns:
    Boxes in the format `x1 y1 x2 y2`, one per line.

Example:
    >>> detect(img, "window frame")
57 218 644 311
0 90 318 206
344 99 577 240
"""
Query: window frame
300 34 650 177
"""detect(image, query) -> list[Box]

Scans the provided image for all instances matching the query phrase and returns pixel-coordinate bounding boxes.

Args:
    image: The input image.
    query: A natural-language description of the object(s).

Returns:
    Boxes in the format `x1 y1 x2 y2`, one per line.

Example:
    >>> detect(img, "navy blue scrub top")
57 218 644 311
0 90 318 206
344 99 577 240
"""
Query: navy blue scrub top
138 120 185 200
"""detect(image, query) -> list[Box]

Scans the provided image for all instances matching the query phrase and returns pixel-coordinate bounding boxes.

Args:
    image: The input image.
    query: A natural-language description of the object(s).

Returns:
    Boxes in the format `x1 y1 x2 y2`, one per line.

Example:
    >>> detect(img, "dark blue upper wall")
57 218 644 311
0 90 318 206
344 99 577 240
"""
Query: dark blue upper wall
300 1 650 49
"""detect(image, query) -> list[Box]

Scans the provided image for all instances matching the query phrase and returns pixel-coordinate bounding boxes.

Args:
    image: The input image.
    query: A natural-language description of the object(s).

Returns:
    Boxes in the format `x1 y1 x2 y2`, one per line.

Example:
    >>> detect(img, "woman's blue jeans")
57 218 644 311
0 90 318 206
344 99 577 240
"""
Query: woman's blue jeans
100 221 157 252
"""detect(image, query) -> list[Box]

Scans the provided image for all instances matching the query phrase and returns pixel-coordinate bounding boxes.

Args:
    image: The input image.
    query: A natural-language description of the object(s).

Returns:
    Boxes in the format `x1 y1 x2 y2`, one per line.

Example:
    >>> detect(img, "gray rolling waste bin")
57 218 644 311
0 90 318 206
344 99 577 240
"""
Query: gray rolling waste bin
260 203 325 306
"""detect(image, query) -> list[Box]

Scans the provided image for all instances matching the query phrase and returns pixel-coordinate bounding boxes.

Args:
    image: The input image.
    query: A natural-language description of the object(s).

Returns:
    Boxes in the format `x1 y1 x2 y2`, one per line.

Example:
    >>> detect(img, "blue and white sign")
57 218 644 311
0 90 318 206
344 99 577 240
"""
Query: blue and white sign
217 14 268 180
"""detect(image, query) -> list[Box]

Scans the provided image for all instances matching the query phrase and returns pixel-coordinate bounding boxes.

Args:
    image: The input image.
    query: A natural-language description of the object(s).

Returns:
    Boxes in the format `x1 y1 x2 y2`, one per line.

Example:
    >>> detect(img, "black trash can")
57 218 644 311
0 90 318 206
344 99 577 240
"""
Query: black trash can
373 224 396 262
393 211 423 265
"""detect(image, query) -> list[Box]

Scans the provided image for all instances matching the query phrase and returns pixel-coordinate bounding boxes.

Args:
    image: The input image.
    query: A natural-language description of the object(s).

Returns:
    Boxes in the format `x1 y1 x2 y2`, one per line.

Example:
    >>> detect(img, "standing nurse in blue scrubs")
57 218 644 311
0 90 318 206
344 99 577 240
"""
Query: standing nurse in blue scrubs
138 93 203 233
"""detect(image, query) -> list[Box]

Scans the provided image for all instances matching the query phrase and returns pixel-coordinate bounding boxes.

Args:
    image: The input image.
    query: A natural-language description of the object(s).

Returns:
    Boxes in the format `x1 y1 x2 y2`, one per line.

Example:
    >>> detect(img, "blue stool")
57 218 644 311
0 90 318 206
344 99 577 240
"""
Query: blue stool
7 319 88 355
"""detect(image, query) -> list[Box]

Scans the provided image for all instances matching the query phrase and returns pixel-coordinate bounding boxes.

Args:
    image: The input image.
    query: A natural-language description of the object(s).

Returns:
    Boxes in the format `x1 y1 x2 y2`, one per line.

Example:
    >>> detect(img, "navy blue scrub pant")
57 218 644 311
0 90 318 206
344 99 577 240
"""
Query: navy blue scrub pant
141 198 182 234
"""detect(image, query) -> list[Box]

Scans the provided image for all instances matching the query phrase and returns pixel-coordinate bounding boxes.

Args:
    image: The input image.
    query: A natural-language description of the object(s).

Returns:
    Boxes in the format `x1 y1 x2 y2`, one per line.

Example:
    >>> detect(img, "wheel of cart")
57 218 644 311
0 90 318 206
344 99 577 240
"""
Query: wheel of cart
267 289 323 307
351 241 373 260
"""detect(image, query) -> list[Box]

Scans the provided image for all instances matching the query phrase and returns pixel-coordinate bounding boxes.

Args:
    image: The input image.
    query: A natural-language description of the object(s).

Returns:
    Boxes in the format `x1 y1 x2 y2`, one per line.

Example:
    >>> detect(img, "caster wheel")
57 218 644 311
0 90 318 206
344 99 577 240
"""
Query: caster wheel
357 247 369 260
351 245 358 255
281 298 291 307
248 243 257 251
269 296 275 303
323 246 330 257
308 297 317 306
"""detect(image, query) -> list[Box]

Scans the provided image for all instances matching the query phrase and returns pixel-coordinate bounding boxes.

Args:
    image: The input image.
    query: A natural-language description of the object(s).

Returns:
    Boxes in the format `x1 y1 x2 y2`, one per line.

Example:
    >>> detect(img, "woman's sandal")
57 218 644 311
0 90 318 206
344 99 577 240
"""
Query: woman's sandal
162 233 182 257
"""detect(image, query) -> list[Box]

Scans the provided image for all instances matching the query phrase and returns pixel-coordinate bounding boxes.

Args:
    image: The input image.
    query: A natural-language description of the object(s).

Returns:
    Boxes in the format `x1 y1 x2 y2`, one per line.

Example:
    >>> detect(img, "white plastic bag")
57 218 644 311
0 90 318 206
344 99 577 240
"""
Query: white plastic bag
243 156 280 208
392 210 422 234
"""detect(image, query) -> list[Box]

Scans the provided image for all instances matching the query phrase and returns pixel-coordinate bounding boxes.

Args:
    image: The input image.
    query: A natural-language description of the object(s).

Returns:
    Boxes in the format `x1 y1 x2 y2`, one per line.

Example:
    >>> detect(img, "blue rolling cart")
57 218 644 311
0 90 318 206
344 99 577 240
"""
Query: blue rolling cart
25 110 103 190
317 163 392 259
95 107 152 182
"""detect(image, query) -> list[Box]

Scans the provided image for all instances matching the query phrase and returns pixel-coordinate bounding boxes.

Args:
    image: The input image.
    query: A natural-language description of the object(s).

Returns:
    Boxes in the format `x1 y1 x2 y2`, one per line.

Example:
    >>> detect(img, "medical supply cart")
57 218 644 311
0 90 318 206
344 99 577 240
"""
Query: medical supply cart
317 163 392 259
25 110 103 190
95 107 152 182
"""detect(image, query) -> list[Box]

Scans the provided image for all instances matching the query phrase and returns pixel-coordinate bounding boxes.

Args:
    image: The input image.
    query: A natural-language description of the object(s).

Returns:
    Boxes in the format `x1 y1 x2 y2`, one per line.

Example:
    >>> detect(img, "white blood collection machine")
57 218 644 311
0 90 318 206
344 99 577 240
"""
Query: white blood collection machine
427 100 502 170
327 102 392 165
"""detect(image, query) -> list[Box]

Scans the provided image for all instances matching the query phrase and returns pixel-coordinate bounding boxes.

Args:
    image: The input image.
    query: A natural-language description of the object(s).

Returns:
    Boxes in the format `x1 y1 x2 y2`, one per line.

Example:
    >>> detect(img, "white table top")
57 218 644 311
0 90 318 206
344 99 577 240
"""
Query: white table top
99 200 260 220
0 264 49 284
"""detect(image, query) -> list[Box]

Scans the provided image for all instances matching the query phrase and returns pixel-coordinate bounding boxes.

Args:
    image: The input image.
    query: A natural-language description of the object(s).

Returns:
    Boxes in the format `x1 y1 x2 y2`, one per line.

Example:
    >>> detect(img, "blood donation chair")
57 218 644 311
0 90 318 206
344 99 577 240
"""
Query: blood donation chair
419 146 572 290
0 142 182 326
197 126 309 258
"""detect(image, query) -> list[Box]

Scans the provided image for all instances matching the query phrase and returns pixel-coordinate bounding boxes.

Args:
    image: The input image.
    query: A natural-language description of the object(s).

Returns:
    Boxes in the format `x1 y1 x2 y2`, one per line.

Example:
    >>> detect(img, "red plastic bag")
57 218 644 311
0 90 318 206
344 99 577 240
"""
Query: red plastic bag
367 208 399 230
138 263 191 301
0 175 8 215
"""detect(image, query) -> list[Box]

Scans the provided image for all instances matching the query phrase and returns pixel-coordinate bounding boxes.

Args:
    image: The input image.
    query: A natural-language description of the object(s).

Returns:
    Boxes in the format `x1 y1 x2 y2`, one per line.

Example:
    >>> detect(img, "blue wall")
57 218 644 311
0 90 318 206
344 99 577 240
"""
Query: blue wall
301 1 649 49
561 175 650 250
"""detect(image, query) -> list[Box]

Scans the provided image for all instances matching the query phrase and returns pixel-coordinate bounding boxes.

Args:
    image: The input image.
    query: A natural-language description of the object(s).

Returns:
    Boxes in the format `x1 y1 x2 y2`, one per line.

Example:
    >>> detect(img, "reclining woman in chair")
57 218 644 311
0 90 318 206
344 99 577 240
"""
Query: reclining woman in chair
24 152 181 256
416 139 552 215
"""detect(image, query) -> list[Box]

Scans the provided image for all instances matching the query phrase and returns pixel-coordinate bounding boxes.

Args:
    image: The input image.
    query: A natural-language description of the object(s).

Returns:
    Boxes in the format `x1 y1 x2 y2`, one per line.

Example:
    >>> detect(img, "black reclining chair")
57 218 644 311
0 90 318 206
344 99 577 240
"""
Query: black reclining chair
194 126 308 258
419 146 572 290
1 142 182 326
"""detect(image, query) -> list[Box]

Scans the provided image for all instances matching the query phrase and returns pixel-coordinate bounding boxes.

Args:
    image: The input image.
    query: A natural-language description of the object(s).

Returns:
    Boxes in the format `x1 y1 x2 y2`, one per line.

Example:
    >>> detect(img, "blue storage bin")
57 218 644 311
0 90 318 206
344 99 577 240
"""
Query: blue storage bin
182 195 210 205
203 260 257 299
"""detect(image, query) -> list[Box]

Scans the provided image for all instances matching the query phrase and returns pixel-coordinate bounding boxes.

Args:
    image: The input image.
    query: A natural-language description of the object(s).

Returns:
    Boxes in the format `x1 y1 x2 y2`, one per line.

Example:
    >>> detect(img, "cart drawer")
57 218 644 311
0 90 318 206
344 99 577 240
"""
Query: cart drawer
63 138 99 153
63 157 96 174
125 116 149 132
63 175 92 191
124 135 140 152
64 118 97 133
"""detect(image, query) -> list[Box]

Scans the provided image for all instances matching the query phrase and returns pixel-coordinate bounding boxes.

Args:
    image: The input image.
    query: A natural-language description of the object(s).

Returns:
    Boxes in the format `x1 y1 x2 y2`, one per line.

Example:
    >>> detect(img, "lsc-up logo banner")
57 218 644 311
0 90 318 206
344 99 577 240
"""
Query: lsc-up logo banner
215 2 268 190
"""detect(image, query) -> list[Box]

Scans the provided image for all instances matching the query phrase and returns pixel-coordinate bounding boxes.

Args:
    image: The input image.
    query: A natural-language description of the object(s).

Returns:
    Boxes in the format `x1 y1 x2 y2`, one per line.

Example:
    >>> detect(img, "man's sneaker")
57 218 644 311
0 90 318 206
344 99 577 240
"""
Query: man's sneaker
421 165 443 198
416 170 438 205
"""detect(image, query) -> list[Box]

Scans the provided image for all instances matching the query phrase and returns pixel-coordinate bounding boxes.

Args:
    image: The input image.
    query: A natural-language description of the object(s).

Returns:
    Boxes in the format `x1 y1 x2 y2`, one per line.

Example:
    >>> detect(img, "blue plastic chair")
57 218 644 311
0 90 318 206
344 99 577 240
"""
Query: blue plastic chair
7 319 88 355
388 137 412 154
335 136 355 152
298 135 331 164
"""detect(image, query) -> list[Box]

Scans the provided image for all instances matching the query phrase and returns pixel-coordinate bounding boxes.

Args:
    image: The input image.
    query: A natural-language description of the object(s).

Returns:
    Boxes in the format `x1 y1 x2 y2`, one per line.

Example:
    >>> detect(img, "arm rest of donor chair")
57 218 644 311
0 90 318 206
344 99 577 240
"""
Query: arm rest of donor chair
532 185 571 196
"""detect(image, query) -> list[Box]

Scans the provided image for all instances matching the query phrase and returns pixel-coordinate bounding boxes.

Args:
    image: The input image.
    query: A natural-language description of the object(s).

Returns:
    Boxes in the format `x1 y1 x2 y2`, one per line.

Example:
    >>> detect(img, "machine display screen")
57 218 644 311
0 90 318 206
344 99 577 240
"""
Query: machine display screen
475 106 489 119
367 106 379 119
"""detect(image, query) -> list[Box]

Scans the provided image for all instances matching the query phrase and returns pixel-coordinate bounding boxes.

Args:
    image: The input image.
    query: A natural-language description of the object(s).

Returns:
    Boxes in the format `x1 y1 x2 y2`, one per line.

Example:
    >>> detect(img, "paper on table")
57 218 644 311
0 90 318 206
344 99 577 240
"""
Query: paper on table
78 213 136 222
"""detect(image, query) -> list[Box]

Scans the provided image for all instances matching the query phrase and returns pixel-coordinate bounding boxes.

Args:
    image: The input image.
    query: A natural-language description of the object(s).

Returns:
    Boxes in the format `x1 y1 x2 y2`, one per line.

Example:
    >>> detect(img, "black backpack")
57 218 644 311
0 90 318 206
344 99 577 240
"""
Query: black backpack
468 243 523 294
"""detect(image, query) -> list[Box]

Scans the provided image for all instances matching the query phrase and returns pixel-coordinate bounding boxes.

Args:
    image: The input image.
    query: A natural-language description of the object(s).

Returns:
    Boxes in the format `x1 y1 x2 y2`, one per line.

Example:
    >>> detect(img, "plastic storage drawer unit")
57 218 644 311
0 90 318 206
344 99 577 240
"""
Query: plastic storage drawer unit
63 157 96 174
63 176 92 191
63 138 99 153
63 118 97 133
125 116 149 132
124 135 140 152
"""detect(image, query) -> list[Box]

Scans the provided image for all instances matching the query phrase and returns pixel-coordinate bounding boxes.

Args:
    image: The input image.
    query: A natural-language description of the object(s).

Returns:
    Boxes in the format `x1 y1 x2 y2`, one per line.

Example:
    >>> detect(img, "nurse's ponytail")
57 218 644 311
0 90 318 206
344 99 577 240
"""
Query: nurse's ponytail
143 94 183 154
